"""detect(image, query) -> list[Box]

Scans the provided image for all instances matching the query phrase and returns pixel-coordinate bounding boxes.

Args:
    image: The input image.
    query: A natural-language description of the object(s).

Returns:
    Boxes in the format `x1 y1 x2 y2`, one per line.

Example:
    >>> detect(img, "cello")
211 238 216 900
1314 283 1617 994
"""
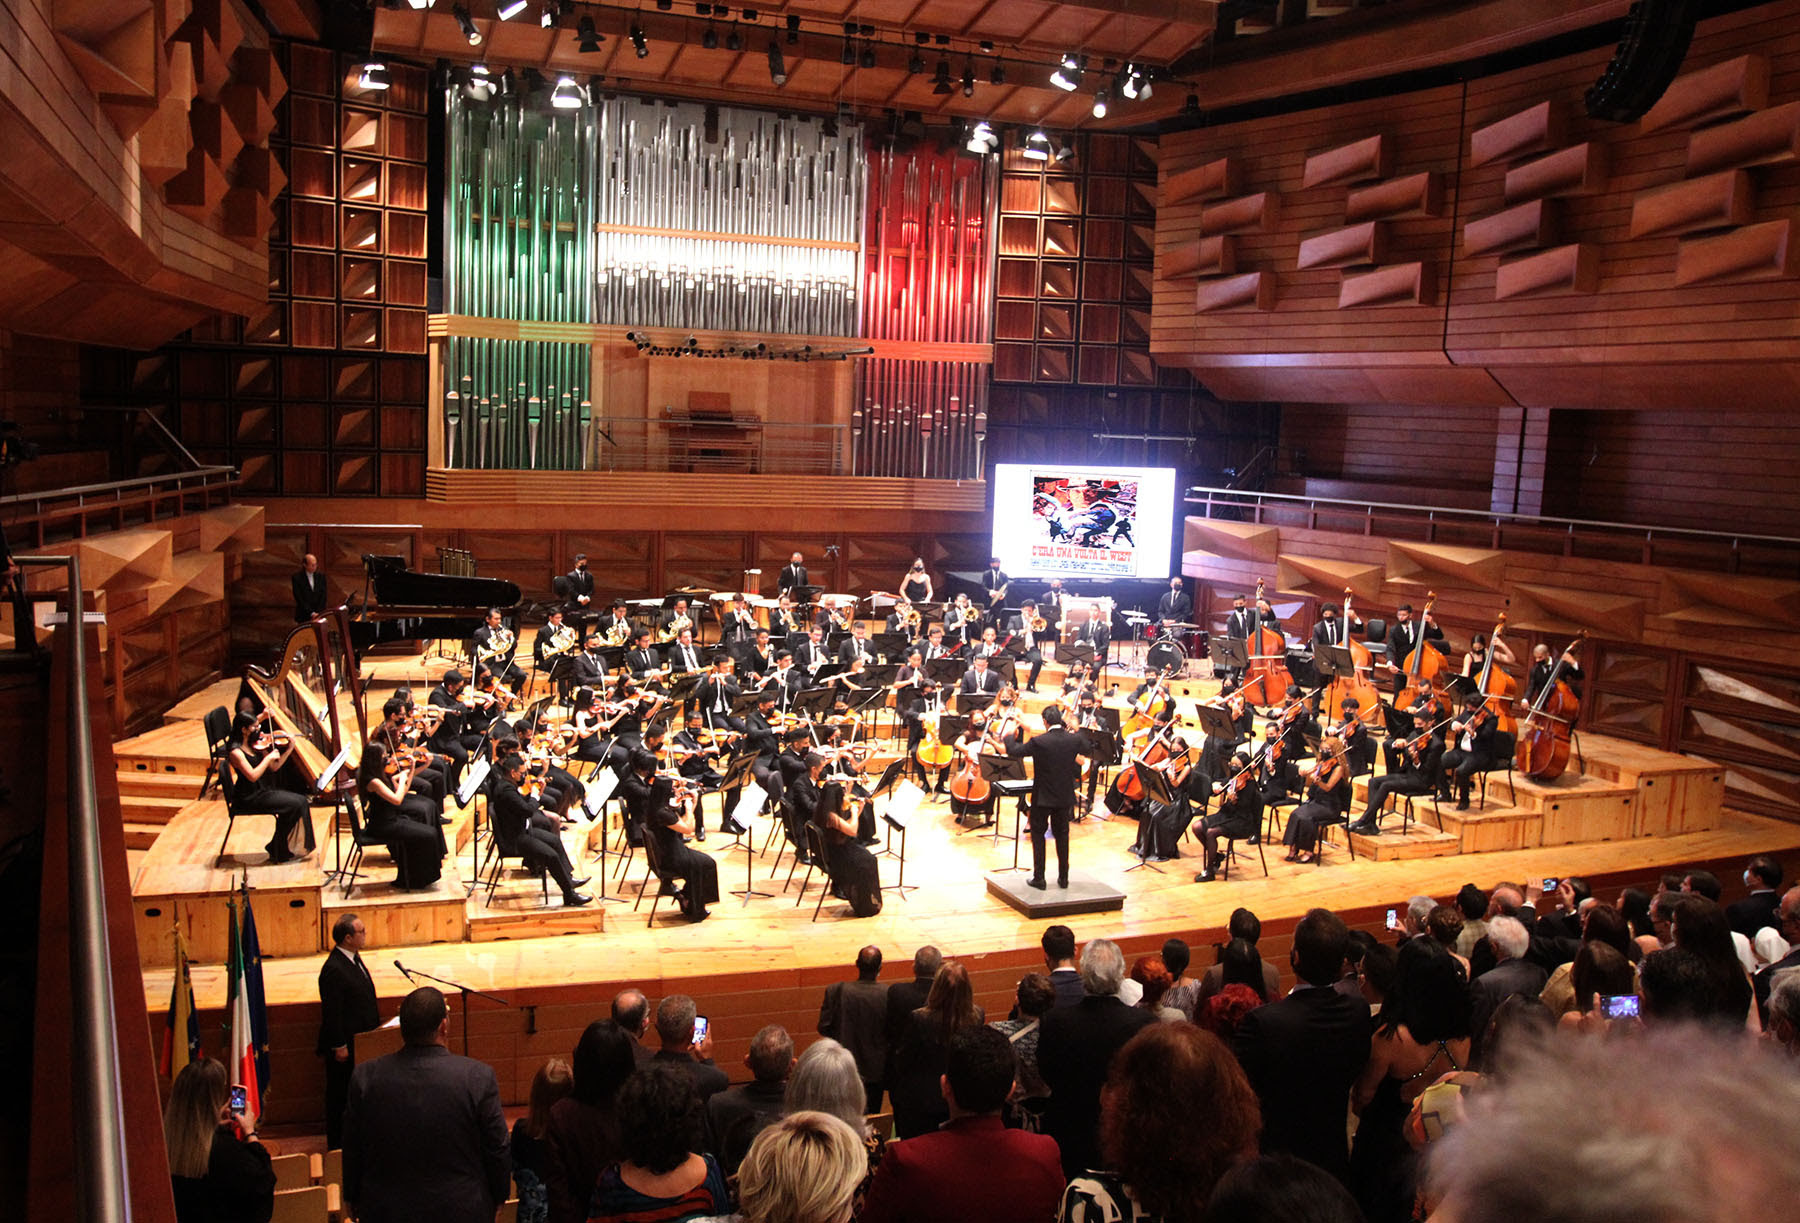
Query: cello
1239 577 1295 708
1474 612 1518 736
1394 591 1449 711
1324 587 1382 724
948 718 992 807
1515 633 1586 782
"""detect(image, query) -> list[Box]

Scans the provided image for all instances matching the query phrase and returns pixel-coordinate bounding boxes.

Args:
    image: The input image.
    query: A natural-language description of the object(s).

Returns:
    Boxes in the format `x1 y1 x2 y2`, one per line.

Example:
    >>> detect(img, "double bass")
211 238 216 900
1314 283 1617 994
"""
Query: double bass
1239 577 1295 707
1475 612 1518 736
1394 591 1449 711
1515 633 1585 782
1324 587 1382 723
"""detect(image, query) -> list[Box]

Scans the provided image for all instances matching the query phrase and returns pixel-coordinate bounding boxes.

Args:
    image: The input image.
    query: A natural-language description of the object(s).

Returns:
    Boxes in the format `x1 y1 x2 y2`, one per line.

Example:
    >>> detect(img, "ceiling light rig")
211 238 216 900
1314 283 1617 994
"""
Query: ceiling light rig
358 61 391 90
1022 127 1050 161
453 4 481 45
1091 88 1108 118
550 74 582 108
767 39 786 85
575 14 603 51
1050 53 1083 91
630 21 649 57
496 0 527 21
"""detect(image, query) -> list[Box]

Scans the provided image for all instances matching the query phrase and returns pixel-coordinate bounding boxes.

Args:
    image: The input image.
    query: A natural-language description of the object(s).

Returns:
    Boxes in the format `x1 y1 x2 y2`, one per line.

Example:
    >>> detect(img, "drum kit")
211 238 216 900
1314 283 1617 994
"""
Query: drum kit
1131 612 1203 676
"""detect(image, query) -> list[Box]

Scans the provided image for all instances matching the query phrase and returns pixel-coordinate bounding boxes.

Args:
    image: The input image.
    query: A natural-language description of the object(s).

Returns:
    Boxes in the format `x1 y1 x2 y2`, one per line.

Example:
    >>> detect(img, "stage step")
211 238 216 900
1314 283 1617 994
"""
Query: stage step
123 821 165 851
113 719 213 773
120 793 195 824
1437 803 1543 853
468 887 608 940
117 770 211 801
1337 820 1463 861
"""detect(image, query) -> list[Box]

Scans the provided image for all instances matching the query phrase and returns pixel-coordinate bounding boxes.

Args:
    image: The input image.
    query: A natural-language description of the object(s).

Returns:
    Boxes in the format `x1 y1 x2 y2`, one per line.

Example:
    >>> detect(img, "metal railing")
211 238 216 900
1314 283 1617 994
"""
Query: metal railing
1185 484 1800 575
16 554 130 1222
0 466 238 547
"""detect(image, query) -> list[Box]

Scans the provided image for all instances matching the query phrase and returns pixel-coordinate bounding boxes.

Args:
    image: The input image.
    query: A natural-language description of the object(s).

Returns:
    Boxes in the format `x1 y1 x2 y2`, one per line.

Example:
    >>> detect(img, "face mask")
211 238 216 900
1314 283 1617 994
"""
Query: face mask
1745 870 1756 888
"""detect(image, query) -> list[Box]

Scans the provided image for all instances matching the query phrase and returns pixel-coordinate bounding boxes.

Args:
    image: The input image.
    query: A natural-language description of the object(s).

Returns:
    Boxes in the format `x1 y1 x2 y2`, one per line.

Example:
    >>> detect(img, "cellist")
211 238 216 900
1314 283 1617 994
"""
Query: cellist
1384 603 1446 694
1525 642 1584 703
1440 689 1498 811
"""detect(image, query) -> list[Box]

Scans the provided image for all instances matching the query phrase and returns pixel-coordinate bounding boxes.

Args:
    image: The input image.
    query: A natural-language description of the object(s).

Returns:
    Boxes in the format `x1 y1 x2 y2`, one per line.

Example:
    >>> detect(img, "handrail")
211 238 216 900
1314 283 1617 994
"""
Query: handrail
0 464 238 507
18 554 130 1223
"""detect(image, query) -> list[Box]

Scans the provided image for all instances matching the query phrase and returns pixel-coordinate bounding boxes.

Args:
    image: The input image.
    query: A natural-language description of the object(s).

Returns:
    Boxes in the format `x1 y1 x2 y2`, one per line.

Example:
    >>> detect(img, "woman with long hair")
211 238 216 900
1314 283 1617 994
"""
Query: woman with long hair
225 711 315 864
355 742 445 889
511 1058 574 1223
810 780 882 917
899 558 934 606
890 961 984 1138
164 1057 275 1223
544 1020 637 1223
1672 894 1758 1029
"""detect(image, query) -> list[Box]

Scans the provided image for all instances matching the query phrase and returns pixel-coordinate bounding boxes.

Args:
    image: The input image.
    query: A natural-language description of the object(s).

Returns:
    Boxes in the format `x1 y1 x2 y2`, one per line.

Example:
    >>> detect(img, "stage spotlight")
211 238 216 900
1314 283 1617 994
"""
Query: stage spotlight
1091 89 1108 118
406 0 431 9
965 119 997 153
1022 127 1050 161
539 1 560 28
961 59 974 96
702 22 718 48
989 62 1005 86
860 43 876 69
1183 92 1201 118
576 14 603 51
1050 52 1082 91
463 63 495 100
454 5 482 44
785 14 799 44
497 0 527 19
357 61 391 91
550 75 582 108
908 47 924 74
932 58 952 94
1053 135 1075 163
630 21 648 56
767 40 786 84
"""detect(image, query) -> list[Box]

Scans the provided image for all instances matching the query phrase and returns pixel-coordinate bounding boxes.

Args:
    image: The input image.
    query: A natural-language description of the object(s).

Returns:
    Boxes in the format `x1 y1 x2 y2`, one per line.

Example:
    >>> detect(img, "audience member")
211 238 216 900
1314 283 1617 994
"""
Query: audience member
544 1019 636 1223
1338 930 1378 1001
885 945 942 1068
1618 887 1657 946
1401 895 1435 940
989 971 1056 1106
1452 884 1488 959
1357 943 1398 1013
1059 1024 1260 1223
861 1027 1064 1223
817 945 889 1109
653 994 730 1104
1197 984 1264 1043
1425 904 1467 973
1727 855 1784 939
1129 955 1174 1011
785 1038 883 1207
1160 939 1198 1020
1681 867 1722 901
890 960 985 1138
1754 886 1800 1016
164 1057 275 1223
612 989 656 1064
1037 938 1158 1178
1231 908 1372 1184
316 912 381 1150
1203 1153 1366 1223
1349 939 1471 1223
1537 903 1636 1018
1468 915 1546 1059
342 987 510 1223
1043 924 1084 1006
1218 938 1271 1002
1671 895 1757 1028
708 1024 794 1175
1640 946 1737 1026
588 1064 728 1221
511 1058 573 1223
1768 974 1800 1059
1197 909 1281 1003
733 1111 867 1223
1424 1028 1800 1223
1557 942 1638 1036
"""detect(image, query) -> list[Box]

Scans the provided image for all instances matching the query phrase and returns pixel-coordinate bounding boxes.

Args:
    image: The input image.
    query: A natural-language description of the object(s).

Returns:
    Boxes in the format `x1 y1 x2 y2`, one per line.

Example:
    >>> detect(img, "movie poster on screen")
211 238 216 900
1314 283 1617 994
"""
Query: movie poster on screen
1026 472 1140 576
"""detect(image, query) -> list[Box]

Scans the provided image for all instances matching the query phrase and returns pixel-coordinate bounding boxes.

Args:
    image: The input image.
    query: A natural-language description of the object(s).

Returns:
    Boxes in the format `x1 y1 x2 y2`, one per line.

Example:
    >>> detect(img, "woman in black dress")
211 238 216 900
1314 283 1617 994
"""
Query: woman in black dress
1282 735 1354 863
356 743 445 889
1135 735 1204 863
225 712 315 864
1193 752 1261 883
899 558 933 605
641 760 718 921
811 780 882 917
164 1057 275 1223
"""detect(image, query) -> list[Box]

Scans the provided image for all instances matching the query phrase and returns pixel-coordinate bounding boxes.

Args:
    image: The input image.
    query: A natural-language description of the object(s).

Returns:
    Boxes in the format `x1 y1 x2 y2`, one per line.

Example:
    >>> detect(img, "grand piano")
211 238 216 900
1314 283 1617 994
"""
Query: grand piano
348 554 523 653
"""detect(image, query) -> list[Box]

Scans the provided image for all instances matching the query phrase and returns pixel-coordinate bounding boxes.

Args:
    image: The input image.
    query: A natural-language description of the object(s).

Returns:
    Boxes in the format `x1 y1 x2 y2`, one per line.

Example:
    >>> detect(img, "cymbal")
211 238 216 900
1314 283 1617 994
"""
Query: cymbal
1161 621 1201 629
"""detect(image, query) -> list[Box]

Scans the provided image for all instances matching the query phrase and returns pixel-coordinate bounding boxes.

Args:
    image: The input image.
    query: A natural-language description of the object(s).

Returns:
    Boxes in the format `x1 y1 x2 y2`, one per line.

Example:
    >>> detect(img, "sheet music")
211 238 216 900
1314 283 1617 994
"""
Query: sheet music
585 766 619 816
317 744 354 794
883 781 926 830
456 758 492 806
735 778 768 820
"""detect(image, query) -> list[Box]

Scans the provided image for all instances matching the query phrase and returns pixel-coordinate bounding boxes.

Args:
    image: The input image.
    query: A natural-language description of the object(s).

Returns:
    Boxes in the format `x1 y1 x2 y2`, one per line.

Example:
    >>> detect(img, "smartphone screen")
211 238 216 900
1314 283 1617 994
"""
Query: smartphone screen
692 1015 709 1045
1384 908 1398 931
1600 994 1640 1020
229 1084 248 1113
1543 877 1558 892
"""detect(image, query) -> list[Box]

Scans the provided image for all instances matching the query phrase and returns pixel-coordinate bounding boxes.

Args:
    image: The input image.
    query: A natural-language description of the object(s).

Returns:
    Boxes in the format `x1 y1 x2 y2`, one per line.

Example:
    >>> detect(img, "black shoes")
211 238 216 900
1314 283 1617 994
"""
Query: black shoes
1456 797 1471 810
695 827 706 842
563 892 593 907
1194 869 1217 883
1057 875 1069 889
720 817 749 836
1348 819 1378 835
1027 876 1047 891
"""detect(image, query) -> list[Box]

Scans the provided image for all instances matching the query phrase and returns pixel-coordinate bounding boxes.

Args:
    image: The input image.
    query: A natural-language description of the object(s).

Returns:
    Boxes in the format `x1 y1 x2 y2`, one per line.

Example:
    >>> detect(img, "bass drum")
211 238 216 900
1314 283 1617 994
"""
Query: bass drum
1145 637 1187 676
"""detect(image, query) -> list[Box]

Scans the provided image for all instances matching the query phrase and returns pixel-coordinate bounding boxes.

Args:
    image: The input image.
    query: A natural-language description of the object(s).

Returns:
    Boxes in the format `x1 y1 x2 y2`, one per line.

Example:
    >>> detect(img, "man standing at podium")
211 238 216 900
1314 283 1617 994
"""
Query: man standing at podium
1004 707 1094 891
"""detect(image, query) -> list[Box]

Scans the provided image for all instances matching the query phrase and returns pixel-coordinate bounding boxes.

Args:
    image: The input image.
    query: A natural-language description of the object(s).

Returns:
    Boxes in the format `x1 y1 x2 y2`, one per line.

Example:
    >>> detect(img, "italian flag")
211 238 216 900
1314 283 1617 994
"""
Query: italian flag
225 883 271 1128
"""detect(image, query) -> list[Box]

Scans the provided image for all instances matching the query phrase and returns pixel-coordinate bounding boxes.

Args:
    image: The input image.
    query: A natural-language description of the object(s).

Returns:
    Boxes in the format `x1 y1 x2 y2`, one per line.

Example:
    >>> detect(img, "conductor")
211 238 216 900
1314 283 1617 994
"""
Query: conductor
1003 706 1094 891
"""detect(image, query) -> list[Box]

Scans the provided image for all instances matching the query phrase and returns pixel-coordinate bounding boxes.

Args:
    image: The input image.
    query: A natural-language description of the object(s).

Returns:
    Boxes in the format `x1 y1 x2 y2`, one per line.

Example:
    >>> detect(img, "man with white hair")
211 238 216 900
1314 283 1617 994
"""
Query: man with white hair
1425 1027 1800 1223
1402 895 1436 940
1469 915 1546 1058
1768 973 1800 1059
1035 938 1157 1178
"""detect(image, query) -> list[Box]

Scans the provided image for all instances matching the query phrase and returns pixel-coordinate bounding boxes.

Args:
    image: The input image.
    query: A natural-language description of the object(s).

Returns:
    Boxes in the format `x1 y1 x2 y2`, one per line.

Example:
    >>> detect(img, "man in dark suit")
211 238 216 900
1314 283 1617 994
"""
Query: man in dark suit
625 628 664 680
612 988 658 1065
859 1027 1064 1223
1310 602 1362 650
1727 856 1784 939
562 553 595 622
960 654 1001 697
1036 939 1157 1178
1754 887 1800 1017
1004 705 1093 889
798 626 831 676
1385 603 1444 691
666 626 704 675
1041 924 1085 1008
1155 576 1193 631
885 945 942 1067
1469 915 1548 1059
491 755 591 907
292 553 328 622
979 556 1011 612
837 621 873 665
1231 908 1372 1183
473 607 526 687
707 1024 794 1175
342 987 510 1223
317 913 382 1149
778 551 808 595
818 945 891 1109
651 994 730 1104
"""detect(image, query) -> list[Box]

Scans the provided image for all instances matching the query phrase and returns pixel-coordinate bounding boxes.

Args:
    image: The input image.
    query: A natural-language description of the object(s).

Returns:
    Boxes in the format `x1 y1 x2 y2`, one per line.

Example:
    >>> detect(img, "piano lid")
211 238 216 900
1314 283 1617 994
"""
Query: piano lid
359 554 522 615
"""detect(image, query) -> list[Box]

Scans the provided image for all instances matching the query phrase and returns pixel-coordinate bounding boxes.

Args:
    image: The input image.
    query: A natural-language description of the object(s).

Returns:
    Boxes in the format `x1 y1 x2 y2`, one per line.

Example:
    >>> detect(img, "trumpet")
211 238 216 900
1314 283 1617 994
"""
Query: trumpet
904 607 922 629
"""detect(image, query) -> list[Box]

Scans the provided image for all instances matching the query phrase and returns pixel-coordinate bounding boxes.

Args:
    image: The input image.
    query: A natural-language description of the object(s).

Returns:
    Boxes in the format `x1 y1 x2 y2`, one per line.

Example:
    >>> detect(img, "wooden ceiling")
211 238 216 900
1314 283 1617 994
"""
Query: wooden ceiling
370 0 1216 130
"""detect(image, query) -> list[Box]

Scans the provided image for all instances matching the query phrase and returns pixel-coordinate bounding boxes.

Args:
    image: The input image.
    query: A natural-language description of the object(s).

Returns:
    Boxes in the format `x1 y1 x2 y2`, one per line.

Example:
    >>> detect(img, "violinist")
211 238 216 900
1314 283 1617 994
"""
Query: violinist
1440 690 1497 811
675 709 729 793
474 608 526 688
1330 696 1376 776
640 758 718 922
1351 707 1446 836
371 697 448 811
426 670 475 772
721 593 758 646
355 742 445 890
465 666 517 741
1256 721 1297 806
567 687 618 767
819 728 879 845
721 691 785 831
811 780 883 917
616 747 655 849
494 733 582 821
491 753 592 908
1193 751 1261 883
1461 630 1516 677
1108 705 1179 818
602 674 662 770
1133 733 1200 864
226 711 316 864
1281 735 1353 864
1007 599 1050 691
1525 642 1583 704
1273 684 1321 762
1384 603 1445 694
1383 687 1448 776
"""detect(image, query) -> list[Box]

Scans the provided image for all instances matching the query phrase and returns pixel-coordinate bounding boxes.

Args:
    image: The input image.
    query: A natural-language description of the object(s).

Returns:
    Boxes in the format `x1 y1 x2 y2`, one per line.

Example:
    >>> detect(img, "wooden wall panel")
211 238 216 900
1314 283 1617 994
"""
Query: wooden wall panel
1278 403 1499 492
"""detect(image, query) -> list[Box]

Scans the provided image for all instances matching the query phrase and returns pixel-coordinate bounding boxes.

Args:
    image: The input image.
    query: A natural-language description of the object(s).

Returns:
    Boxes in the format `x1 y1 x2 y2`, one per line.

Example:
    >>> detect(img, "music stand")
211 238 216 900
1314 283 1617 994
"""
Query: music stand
878 781 925 898
1209 637 1249 674
953 689 997 715
1192 701 1239 747
1381 699 1415 739
1286 651 1322 690
665 671 705 708
1122 761 1176 873
974 752 1025 845
719 752 770 902
924 657 966 685
1054 642 1098 669
871 631 910 662
794 685 837 724
1317 643 1355 680
936 713 970 746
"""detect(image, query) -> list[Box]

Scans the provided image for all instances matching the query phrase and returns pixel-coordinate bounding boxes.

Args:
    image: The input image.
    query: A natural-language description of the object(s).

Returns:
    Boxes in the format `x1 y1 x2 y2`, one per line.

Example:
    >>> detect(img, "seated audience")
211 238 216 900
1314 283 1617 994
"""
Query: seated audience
1059 1023 1260 1223
588 1064 728 1222
164 1057 275 1223
1202 1154 1366 1223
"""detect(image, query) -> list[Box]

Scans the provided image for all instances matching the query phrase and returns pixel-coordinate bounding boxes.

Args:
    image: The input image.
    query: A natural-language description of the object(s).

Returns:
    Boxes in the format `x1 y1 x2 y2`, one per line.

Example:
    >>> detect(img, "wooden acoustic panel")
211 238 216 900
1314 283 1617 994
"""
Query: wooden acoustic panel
1675 219 1798 287
1503 142 1609 203
1199 192 1281 237
1385 540 1506 591
1275 554 1386 602
1297 222 1389 270
1508 582 1646 640
1162 235 1237 280
1494 244 1599 300
1627 170 1755 239
1469 101 1566 167
1195 271 1275 312
1639 53 1770 133
1655 569 1800 630
1464 199 1560 257
1686 102 1800 176
1338 261 1434 308
1302 134 1392 189
1162 157 1242 206
1345 172 1443 222
1182 517 1279 563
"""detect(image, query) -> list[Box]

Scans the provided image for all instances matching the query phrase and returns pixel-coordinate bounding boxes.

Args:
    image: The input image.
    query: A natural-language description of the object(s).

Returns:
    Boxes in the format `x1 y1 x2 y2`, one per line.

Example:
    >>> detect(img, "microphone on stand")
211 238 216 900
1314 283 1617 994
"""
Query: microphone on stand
394 959 417 983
